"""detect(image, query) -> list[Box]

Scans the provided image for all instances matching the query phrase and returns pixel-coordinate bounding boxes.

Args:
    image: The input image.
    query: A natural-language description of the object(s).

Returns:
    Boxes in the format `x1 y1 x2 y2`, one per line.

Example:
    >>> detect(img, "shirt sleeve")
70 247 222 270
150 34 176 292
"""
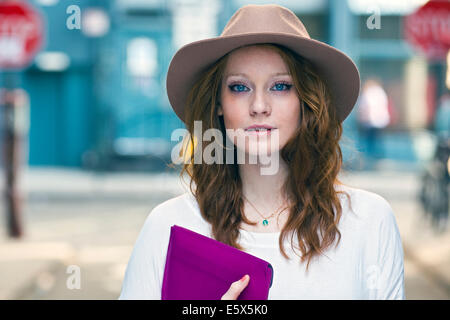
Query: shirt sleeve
118 207 169 300
367 199 406 300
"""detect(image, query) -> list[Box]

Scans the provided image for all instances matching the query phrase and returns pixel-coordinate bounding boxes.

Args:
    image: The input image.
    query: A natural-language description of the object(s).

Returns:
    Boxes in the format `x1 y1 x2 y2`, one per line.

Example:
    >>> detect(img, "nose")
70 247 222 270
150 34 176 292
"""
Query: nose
249 91 271 117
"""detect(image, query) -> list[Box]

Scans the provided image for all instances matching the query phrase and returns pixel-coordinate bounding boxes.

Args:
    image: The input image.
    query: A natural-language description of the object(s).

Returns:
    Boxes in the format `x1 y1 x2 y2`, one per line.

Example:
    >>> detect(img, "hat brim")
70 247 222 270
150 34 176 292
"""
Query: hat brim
166 32 360 124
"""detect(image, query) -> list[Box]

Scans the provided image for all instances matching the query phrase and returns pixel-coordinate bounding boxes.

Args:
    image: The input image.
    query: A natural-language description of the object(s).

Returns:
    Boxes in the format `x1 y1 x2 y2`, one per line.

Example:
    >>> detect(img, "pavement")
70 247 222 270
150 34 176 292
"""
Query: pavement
0 162 449 300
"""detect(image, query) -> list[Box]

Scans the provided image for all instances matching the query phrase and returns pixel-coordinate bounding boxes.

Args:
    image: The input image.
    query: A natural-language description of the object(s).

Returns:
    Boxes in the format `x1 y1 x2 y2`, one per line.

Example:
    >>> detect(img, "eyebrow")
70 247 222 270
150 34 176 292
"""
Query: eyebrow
225 72 291 79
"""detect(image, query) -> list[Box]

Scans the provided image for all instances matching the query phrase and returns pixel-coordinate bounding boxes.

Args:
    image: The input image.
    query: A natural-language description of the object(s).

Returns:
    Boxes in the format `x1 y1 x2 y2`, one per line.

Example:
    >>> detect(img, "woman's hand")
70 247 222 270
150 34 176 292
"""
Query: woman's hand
221 274 250 300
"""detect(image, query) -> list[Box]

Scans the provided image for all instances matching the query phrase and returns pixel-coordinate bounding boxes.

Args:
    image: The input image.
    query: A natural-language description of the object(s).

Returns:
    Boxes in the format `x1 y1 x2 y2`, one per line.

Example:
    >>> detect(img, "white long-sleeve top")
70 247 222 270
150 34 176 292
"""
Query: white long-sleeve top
119 184 405 300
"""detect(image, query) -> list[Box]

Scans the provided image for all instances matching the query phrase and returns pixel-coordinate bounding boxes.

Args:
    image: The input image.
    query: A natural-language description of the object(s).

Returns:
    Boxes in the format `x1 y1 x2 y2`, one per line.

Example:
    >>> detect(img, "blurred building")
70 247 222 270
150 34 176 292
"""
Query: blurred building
0 0 446 170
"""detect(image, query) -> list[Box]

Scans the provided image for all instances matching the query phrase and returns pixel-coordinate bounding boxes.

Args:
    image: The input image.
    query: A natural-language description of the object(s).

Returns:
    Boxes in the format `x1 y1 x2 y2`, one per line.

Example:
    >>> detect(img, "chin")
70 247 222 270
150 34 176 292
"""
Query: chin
237 142 282 161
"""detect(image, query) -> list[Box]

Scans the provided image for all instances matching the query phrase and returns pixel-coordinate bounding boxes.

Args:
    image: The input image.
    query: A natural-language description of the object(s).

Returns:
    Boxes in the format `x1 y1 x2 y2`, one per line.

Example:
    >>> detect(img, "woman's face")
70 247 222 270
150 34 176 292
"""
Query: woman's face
218 45 301 158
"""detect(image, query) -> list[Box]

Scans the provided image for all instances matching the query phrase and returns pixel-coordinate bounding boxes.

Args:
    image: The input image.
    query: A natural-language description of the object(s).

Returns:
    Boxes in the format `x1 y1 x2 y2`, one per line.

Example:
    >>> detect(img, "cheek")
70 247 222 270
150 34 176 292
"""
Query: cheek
220 104 246 129
281 100 301 131
220 93 236 125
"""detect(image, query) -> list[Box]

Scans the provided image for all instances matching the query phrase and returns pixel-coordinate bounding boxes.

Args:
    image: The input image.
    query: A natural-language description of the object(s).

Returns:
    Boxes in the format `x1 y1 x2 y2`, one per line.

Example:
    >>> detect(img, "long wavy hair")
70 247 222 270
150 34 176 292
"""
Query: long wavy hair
175 43 354 271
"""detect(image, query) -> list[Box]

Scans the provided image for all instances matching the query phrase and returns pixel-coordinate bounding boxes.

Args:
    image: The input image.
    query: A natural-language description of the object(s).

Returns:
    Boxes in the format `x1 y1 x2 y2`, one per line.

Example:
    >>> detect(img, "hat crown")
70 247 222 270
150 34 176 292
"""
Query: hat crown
220 4 310 39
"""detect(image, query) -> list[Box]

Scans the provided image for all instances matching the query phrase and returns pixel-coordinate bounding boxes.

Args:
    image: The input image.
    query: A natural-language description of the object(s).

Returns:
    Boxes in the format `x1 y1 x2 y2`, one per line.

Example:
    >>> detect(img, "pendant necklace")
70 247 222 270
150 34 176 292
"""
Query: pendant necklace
242 195 289 227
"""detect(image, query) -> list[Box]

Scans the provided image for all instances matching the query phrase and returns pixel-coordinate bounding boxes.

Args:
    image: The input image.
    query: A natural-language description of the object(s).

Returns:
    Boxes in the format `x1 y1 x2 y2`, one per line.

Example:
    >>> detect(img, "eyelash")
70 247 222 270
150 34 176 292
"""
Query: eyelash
228 81 293 93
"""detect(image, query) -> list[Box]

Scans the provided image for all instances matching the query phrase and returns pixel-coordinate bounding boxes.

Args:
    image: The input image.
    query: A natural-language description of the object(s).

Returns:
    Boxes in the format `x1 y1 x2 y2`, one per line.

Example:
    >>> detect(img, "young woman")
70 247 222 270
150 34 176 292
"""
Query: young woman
119 4 405 300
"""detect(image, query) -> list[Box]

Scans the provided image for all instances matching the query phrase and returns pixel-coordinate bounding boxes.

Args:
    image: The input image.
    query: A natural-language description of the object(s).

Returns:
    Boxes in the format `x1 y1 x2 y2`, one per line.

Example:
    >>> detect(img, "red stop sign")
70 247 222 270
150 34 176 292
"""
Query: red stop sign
0 1 45 70
404 0 450 61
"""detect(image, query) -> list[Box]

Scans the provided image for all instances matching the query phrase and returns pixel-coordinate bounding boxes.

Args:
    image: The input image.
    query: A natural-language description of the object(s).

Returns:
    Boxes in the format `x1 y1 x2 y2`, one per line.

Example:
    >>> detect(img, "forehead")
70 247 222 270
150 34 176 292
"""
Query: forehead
224 45 290 77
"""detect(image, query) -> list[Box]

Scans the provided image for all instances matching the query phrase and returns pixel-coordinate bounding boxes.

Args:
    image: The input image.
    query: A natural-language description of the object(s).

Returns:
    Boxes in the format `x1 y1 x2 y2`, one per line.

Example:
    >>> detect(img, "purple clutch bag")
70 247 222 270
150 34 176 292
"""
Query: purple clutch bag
161 225 273 300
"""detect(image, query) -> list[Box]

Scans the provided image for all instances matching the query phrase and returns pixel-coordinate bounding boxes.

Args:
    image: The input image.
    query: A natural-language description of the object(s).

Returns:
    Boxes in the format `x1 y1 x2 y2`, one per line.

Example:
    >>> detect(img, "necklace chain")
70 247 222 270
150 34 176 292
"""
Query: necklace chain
242 194 289 226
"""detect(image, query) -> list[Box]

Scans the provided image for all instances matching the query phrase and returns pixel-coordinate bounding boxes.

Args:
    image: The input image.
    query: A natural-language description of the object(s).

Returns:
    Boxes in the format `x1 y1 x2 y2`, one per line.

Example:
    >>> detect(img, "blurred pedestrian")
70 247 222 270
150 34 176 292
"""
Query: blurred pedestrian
357 78 391 169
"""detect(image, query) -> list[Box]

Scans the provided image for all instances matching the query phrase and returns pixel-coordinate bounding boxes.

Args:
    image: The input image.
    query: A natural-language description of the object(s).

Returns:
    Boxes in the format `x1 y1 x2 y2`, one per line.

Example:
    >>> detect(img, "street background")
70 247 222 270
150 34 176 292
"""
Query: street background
0 0 449 300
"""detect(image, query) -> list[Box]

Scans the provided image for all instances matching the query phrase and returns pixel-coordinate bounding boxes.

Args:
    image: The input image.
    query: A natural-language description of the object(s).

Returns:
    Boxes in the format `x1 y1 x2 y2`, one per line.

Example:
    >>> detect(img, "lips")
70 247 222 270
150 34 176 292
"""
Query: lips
245 124 276 134
245 124 276 131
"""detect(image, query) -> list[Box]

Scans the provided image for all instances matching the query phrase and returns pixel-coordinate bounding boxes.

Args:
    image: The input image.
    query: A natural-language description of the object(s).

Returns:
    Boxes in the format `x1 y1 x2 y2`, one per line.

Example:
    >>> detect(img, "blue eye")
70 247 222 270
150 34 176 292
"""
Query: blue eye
272 82 292 91
229 84 249 92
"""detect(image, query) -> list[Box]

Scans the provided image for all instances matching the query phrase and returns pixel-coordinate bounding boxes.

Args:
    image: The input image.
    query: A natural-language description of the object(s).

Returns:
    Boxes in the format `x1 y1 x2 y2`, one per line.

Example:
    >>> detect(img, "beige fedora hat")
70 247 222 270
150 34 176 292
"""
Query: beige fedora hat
166 3 360 124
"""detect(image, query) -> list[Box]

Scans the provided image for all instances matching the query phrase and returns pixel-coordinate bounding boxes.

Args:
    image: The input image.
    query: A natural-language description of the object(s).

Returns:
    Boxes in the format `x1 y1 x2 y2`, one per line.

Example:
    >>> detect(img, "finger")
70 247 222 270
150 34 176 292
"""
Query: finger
221 275 249 300
221 275 250 300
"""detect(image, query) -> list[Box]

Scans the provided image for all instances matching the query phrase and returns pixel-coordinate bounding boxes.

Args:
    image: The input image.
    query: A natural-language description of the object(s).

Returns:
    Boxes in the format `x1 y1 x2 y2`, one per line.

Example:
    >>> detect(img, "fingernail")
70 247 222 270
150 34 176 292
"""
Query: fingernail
240 275 248 282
